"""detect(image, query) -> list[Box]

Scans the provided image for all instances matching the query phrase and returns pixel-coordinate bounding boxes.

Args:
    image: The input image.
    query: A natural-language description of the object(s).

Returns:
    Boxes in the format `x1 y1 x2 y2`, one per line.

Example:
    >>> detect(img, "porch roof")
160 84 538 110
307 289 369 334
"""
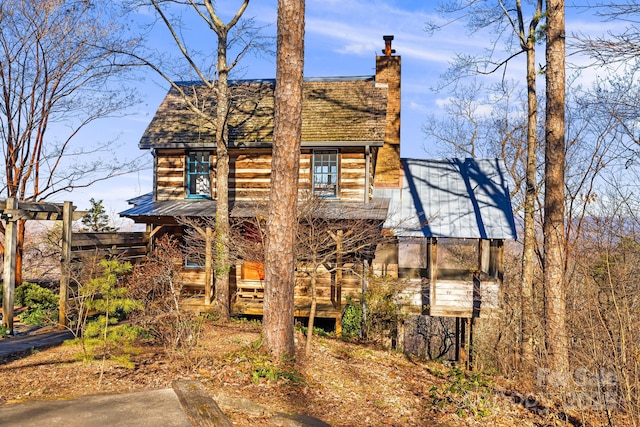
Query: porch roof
374 158 517 240
120 194 390 223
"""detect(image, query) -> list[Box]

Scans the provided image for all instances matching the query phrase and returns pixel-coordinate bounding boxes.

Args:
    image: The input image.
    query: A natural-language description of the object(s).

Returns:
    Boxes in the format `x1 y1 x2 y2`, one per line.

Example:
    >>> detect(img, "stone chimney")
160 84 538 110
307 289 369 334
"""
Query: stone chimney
374 35 401 188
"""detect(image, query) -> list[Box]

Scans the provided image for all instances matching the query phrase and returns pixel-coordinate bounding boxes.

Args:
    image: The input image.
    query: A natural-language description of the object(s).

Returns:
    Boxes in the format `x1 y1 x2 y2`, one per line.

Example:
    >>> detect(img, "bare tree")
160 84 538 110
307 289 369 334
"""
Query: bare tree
429 0 543 368
573 2 640 65
0 0 143 285
263 0 305 359
295 197 385 355
131 0 272 320
569 192 640 424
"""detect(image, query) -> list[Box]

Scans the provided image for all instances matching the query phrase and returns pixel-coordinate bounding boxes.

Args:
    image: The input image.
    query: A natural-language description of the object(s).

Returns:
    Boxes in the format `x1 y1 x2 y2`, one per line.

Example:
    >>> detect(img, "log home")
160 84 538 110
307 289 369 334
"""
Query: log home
121 36 516 332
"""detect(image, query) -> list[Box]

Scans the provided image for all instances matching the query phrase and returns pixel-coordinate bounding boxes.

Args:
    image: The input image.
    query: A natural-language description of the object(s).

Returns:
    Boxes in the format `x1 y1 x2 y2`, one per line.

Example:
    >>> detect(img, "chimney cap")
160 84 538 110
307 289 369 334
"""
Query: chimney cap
382 35 396 56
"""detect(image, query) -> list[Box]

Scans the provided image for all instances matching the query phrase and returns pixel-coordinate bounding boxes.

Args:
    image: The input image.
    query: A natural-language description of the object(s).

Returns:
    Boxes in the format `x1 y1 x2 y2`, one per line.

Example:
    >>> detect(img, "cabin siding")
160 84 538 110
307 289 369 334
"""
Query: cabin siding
230 149 272 200
372 238 504 318
339 152 367 201
154 148 368 203
156 151 186 200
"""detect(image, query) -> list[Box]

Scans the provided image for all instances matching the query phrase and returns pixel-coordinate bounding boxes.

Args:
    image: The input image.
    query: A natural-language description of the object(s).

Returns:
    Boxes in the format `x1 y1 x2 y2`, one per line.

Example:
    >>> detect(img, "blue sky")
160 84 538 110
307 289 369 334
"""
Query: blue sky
59 1 616 227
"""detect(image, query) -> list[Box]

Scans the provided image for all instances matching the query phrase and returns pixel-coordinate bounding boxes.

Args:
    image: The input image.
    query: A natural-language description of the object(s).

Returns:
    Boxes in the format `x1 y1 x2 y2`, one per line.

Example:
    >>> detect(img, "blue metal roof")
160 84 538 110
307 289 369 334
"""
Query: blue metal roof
374 158 517 240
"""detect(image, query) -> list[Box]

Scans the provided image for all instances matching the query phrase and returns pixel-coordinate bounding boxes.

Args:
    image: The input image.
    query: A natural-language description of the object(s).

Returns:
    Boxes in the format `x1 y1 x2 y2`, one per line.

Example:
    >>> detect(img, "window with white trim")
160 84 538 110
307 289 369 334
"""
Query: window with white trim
312 150 338 198
187 151 211 198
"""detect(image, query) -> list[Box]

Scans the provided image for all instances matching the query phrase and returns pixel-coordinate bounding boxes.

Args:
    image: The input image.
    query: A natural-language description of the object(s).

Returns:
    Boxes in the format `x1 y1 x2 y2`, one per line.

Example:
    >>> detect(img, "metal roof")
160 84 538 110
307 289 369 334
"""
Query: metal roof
121 158 516 240
120 194 390 223
374 158 517 240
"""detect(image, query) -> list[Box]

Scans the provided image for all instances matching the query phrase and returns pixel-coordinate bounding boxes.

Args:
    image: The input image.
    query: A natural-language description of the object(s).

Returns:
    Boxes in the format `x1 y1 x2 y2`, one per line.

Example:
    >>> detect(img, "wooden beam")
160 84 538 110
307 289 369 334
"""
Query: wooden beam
172 380 232 427
0 204 85 221
335 230 343 310
204 226 213 306
71 232 150 247
2 198 17 333
1 210 77 221
59 201 72 328
149 224 166 238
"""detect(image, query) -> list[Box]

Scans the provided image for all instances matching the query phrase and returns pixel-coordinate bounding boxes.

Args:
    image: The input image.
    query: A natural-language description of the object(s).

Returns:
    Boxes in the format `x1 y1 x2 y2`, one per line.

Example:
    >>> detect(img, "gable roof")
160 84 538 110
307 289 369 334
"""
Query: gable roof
375 158 517 240
140 76 388 149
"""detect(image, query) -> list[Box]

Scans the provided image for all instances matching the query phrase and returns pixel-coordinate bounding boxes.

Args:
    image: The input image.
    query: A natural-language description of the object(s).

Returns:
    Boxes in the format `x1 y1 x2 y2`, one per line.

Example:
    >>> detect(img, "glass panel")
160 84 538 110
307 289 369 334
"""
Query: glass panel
187 151 211 197
313 150 338 197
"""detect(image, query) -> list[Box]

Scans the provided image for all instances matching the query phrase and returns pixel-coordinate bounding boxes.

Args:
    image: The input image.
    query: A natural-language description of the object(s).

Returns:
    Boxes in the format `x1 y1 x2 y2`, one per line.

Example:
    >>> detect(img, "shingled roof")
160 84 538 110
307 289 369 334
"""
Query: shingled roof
140 76 388 149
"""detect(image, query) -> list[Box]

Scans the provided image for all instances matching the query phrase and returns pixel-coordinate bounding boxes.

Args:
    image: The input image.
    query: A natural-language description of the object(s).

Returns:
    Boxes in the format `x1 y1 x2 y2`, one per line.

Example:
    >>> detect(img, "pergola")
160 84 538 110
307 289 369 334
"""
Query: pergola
1 198 85 333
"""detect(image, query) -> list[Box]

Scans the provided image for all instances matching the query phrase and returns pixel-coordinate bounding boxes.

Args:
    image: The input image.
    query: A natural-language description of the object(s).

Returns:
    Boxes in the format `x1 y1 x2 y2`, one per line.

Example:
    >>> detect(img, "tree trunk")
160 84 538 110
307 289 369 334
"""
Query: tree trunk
214 29 231 321
543 0 569 382
305 274 317 356
520 13 540 370
263 0 305 359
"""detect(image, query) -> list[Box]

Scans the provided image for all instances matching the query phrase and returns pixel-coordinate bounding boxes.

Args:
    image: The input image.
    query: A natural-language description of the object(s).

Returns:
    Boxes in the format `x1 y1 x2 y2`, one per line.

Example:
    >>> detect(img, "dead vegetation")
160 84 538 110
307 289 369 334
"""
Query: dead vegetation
0 318 628 427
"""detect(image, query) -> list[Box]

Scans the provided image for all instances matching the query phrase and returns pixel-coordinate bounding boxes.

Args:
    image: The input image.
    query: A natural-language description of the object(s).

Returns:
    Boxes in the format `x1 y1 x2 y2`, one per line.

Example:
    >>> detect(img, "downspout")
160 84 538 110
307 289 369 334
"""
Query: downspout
365 145 370 202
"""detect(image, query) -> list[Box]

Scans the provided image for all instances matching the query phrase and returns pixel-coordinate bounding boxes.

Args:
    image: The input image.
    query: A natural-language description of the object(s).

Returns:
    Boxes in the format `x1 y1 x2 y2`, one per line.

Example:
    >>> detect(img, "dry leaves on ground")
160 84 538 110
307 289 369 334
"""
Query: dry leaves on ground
0 320 622 426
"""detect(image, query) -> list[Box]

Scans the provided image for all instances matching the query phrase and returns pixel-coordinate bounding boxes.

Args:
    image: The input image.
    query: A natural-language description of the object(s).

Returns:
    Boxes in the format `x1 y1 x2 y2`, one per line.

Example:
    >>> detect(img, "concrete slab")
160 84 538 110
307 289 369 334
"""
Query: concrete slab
0 330 73 358
0 389 193 427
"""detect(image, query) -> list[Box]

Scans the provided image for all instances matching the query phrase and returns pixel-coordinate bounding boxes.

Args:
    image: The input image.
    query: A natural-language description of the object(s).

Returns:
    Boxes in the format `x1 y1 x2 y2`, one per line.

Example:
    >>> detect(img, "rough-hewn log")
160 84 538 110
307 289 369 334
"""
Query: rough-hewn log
172 380 232 427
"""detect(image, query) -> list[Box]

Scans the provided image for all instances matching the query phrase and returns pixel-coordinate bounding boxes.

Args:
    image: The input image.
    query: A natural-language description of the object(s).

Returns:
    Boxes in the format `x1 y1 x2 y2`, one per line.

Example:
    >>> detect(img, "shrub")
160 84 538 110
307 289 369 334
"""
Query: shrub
124 236 207 370
361 275 406 345
341 296 363 339
15 282 58 326
68 259 142 374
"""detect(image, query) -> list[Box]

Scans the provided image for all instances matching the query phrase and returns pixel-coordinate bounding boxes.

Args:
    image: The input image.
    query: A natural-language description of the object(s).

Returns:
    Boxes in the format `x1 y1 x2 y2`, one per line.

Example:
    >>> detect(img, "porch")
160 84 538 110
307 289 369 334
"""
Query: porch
180 263 366 336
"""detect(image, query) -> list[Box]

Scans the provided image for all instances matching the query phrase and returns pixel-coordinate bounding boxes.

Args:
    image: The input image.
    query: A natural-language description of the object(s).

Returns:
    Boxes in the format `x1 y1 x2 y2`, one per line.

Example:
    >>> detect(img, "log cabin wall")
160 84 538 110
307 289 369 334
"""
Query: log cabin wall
229 148 271 200
155 149 187 200
154 147 368 203
337 150 367 201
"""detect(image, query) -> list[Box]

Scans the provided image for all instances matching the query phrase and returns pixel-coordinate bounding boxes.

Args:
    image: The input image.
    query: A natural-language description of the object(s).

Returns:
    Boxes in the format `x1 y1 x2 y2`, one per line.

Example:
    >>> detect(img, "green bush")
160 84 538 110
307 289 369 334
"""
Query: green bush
69 260 142 370
15 283 58 326
361 276 406 344
341 296 363 339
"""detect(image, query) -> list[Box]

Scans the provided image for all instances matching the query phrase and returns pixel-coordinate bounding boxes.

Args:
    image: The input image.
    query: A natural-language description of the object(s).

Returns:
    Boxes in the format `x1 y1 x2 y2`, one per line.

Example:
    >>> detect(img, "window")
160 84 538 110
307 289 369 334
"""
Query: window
185 254 204 268
187 151 211 198
313 150 338 198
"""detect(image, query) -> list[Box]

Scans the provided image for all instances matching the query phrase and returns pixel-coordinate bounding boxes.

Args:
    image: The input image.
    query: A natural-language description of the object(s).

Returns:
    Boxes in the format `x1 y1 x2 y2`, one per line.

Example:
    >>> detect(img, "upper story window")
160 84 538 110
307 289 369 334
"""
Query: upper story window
313 150 338 198
187 151 211 198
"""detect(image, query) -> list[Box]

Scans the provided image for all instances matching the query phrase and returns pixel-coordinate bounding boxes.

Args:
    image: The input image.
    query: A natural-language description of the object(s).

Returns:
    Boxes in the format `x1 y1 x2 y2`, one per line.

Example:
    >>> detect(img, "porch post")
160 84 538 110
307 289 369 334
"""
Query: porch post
2 198 17 333
204 226 213 305
59 201 73 327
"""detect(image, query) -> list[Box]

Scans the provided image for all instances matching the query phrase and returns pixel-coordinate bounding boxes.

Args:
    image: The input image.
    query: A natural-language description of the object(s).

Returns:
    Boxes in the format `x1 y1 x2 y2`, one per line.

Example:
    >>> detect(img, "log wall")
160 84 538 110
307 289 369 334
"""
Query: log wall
154 148 368 202
156 151 186 200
